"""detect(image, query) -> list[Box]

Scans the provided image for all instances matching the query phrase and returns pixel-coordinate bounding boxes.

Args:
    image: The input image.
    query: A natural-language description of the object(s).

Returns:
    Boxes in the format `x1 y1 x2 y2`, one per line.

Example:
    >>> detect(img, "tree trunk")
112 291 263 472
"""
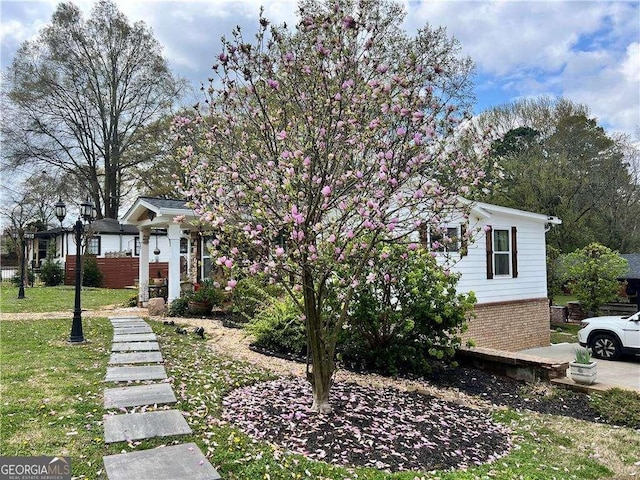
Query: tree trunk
303 268 334 414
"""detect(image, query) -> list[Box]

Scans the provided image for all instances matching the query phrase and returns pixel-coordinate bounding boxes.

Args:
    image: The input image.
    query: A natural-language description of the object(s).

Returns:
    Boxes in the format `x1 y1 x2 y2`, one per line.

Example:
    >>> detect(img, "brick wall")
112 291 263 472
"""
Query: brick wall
461 298 550 351
65 256 168 289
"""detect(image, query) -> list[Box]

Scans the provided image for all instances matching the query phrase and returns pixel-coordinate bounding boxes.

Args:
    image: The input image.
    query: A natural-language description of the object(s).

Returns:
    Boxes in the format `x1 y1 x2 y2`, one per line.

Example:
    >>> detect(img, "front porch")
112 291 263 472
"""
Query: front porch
121 197 208 307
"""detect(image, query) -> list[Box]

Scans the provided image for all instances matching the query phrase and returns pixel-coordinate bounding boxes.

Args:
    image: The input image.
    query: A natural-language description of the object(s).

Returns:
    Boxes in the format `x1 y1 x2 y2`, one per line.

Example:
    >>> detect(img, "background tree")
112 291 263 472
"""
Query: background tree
480 98 640 253
561 243 628 314
2 0 183 219
179 0 491 412
129 109 197 197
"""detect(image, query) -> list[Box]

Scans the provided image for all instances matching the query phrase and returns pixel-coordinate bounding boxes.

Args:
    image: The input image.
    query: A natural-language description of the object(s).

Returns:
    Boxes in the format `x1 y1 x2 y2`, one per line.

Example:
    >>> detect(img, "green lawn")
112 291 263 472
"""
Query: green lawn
2 316 639 479
552 294 578 306
550 323 582 344
0 285 135 313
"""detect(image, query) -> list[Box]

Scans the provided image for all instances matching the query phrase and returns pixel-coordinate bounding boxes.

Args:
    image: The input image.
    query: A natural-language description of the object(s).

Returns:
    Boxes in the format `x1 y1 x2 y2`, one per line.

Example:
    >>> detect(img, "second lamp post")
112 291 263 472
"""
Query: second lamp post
55 197 96 343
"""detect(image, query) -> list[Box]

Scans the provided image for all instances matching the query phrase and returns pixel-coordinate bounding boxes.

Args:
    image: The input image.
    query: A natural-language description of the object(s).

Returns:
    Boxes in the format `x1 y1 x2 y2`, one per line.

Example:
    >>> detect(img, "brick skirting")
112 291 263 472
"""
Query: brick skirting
462 298 550 351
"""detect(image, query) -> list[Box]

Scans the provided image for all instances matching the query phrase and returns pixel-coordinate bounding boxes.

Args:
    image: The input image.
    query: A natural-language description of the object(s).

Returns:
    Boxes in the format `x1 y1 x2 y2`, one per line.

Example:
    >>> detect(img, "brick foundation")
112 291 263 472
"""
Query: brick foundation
462 298 550 351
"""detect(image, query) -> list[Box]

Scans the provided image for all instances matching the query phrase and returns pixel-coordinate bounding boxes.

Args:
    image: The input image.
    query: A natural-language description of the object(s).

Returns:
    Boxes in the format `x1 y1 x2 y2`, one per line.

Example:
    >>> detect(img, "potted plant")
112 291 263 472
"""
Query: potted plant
569 347 597 385
186 279 223 316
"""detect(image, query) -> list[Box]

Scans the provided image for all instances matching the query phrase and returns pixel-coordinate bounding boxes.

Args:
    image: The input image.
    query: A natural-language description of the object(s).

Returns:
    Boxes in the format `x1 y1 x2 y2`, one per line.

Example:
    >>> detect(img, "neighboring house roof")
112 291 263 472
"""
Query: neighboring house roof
91 218 139 235
34 218 139 237
619 254 640 279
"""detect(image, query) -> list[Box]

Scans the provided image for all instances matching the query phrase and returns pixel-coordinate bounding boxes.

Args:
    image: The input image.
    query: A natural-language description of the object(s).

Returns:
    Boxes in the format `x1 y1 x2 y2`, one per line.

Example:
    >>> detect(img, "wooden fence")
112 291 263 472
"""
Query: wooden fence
65 256 168 289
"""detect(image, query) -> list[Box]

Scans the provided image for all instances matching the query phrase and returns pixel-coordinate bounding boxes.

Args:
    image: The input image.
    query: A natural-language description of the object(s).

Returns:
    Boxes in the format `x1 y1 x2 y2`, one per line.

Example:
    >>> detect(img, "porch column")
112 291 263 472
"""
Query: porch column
139 227 151 306
167 223 182 303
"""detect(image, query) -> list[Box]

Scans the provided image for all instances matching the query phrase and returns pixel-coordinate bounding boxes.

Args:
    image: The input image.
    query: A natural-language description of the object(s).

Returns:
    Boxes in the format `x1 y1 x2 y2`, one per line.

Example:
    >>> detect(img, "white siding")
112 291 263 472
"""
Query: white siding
447 212 549 304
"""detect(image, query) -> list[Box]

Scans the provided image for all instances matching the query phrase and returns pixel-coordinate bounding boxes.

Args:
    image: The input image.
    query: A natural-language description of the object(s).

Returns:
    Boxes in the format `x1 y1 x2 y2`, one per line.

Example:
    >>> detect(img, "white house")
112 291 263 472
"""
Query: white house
32 218 172 266
122 196 559 351
422 200 562 351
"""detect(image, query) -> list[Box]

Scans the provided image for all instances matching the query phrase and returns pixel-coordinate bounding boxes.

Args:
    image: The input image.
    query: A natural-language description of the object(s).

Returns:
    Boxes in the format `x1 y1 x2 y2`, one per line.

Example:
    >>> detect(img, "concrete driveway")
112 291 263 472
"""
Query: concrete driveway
521 343 640 392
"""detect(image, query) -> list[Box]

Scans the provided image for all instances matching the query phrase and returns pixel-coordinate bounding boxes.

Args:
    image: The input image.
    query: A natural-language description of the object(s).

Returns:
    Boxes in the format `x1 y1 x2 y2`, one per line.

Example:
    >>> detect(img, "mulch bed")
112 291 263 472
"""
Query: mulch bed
222 377 511 473
426 367 605 424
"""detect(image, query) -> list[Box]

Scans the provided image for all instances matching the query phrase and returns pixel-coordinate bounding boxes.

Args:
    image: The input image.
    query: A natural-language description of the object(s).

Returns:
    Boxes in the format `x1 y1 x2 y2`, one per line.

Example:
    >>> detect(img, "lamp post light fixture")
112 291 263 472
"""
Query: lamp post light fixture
55 197 96 343
17 229 34 299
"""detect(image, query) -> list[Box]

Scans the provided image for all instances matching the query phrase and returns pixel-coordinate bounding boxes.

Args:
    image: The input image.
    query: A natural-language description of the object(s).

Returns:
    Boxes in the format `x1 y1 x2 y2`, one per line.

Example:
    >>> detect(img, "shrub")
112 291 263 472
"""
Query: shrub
12 268 35 286
168 297 189 317
561 243 628 314
186 278 224 305
40 248 64 287
82 255 103 287
246 297 306 357
230 275 285 321
339 245 476 376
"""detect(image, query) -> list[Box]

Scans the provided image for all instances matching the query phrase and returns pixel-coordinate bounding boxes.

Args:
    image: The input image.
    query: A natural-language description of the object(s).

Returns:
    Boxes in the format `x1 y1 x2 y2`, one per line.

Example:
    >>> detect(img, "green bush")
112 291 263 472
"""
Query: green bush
230 275 285 321
168 297 189 317
186 278 224 305
561 243 628 314
40 259 64 286
339 245 476 376
82 255 103 287
12 268 35 286
245 296 306 356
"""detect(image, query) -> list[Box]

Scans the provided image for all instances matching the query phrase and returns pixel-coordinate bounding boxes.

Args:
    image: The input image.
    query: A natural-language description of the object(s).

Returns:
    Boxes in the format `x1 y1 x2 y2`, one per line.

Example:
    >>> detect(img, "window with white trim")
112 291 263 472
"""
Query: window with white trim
493 229 510 275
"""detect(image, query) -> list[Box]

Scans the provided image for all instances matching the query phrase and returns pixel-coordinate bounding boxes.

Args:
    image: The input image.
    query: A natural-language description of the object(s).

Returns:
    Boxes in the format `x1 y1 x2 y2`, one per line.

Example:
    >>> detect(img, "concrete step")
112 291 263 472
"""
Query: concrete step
109 352 164 365
103 443 220 480
113 333 157 343
103 410 192 443
104 383 176 409
112 342 160 352
105 365 167 382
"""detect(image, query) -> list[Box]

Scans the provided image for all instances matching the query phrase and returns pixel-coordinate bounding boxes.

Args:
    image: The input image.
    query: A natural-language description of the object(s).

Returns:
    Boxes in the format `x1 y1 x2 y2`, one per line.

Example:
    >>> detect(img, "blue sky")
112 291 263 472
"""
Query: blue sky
1 0 639 137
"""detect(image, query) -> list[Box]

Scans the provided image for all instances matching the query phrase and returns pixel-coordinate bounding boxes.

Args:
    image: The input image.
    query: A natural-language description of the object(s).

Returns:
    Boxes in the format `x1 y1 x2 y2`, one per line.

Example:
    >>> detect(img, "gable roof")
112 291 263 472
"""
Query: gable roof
121 196 197 228
459 198 562 226
620 254 640 279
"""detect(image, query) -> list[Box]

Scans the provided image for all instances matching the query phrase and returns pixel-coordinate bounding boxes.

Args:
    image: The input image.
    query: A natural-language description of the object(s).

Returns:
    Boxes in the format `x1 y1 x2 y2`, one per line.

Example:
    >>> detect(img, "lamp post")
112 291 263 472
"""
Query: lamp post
55 197 96 343
17 229 34 299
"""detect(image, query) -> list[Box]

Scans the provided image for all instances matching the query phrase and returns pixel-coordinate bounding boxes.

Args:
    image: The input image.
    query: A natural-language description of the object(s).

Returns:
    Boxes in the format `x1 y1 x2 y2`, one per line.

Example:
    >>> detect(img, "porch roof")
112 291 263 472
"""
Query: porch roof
121 197 199 229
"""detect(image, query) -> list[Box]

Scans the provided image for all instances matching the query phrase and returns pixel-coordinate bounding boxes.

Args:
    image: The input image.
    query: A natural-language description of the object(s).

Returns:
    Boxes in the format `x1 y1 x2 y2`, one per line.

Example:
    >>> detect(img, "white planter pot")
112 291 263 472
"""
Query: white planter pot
569 361 597 385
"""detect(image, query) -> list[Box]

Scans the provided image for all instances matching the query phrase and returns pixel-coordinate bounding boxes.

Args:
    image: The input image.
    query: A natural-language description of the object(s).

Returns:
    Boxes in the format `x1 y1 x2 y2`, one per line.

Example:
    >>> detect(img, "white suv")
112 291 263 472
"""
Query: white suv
577 311 640 360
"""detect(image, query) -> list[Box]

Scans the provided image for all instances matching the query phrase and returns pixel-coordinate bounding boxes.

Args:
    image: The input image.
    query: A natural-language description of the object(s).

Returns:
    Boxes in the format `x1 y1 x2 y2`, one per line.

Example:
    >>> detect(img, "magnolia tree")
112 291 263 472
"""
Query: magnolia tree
177 0 493 412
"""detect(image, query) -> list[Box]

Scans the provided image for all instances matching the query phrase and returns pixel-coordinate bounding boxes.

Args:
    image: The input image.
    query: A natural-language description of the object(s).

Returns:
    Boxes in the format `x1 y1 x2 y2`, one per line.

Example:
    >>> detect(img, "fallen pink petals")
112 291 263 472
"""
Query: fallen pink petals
222 377 511 472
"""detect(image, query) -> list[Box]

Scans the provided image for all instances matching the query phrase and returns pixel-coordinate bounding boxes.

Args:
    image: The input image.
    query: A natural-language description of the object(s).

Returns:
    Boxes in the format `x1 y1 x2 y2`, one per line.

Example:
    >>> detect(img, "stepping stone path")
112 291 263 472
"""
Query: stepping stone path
102 316 220 480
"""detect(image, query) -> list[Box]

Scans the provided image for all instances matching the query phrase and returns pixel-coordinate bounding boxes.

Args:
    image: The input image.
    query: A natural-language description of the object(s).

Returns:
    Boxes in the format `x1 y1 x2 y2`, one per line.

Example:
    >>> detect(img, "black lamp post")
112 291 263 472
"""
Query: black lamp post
17 229 34 299
55 197 96 343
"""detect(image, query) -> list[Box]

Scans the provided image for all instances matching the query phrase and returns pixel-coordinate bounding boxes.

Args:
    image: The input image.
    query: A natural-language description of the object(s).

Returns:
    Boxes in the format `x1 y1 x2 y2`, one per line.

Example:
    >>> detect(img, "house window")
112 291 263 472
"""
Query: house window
486 226 518 279
134 238 140 256
493 229 510 275
87 236 101 255
420 225 460 252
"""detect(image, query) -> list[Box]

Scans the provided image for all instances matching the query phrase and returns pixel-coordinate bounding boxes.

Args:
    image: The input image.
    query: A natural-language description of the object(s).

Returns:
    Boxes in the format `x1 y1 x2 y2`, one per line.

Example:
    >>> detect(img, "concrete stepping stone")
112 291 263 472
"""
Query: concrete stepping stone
111 321 148 328
112 342 159 352
113 326 153 334
104 383 176 409
103 410 192 443
103 443 220 480
109 352 164 365
105 365 167 382
113 333 157 343
110 316 144 321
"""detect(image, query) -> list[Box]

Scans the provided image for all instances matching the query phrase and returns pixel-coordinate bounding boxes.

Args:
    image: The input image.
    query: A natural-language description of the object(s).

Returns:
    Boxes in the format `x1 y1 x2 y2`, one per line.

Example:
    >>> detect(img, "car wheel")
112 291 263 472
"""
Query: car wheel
590 333 621 360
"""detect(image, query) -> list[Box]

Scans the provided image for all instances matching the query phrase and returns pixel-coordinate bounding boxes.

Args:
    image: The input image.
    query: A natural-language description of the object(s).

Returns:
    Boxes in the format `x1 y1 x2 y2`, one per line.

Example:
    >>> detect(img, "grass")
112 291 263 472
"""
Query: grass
1 311 638 479
590 388 640 429
552 294 577 306
550 323 582 344
0 285 135 313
